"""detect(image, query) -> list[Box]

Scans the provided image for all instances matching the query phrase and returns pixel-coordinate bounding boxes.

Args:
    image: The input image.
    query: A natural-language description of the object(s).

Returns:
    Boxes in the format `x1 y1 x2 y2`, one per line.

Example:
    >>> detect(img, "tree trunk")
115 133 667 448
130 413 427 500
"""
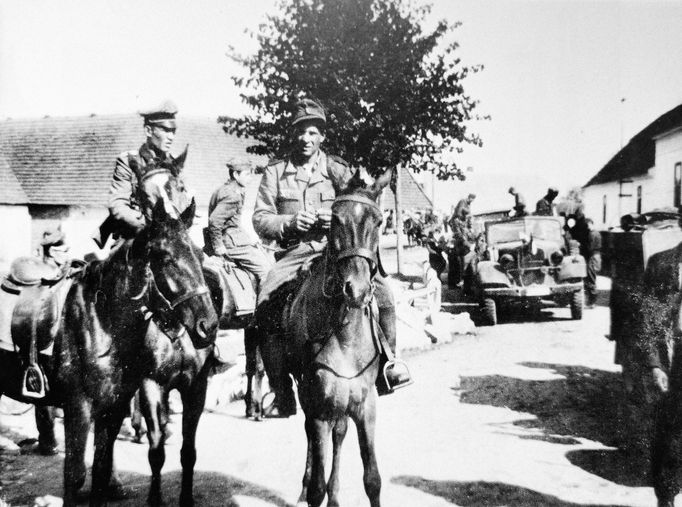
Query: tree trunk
395 165 403 275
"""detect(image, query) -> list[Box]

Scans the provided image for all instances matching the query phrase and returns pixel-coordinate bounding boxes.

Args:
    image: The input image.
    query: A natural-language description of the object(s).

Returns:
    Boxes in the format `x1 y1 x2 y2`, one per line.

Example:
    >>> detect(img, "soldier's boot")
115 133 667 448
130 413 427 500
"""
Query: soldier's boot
376 306 413 396
259 326 297 418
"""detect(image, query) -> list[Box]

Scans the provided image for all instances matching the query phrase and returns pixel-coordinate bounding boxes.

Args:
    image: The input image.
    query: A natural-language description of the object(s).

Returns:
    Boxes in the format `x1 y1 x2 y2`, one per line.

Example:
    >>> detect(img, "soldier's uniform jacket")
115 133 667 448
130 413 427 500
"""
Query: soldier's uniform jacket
108 142 182 233
253 151 354 248
207 180 253 255
535 197 553 216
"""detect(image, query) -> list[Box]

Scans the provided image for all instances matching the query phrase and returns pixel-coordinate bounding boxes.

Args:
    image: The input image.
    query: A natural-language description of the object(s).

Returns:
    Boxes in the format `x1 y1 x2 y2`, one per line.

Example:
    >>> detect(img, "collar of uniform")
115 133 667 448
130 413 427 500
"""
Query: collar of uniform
287 151 327 183
139 141 171 166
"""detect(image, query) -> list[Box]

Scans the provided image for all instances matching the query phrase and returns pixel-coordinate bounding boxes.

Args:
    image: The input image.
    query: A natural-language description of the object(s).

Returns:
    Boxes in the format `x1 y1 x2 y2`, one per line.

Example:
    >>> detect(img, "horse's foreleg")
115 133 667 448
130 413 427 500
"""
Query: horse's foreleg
355 395 381 507
305 417 331 507
90 405 126 506
327 417 349 507
179 370 209 507
62 397 91 507
653 394 682 507
296 430 314 506
138 379 166 506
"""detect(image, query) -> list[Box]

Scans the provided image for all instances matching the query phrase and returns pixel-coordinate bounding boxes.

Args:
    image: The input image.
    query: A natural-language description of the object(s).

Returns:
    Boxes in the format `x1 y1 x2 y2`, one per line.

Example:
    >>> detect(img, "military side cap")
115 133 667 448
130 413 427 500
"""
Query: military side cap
40 225 65 246
292 98 326 126
226 158 254 172
140 100 178 128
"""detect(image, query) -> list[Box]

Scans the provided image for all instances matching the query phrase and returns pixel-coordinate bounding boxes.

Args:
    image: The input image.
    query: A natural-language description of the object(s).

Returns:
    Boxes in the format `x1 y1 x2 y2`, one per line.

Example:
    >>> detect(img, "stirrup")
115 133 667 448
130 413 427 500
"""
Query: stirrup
21 364 47 399
381 360 413 394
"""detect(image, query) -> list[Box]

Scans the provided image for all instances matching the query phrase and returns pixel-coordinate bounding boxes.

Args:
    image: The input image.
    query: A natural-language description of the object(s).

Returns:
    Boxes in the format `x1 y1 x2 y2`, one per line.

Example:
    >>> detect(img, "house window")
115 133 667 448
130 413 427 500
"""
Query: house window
602 195 607 224
673 162 682 208
637 185 642 214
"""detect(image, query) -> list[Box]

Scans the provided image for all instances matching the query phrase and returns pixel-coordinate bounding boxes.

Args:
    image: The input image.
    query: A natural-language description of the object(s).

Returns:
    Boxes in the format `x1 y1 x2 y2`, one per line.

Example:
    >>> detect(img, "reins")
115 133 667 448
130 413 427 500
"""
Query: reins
125 241 209 328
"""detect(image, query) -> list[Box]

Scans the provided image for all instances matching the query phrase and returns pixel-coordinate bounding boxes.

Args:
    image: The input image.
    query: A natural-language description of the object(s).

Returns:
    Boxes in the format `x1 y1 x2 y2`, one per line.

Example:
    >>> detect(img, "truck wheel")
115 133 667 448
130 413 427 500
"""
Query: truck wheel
571 289 583 320
482 298 497 326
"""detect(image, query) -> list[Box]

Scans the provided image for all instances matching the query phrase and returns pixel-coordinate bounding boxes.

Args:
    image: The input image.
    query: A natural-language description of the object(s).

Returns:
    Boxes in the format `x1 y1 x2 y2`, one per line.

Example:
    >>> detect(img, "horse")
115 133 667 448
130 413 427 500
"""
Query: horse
132 161 265 505
403 215 424 246
256 168 392 507
0 198 217 507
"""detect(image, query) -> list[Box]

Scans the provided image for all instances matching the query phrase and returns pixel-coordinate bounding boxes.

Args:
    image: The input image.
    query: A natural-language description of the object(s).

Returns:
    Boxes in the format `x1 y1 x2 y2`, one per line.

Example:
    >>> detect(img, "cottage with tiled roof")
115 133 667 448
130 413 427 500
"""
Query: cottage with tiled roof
582 104 682 228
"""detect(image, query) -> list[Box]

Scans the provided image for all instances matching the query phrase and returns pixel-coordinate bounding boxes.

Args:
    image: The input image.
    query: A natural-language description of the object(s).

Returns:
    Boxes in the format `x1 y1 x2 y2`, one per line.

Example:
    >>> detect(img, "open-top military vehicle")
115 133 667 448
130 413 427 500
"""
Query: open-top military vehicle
471 215 586 325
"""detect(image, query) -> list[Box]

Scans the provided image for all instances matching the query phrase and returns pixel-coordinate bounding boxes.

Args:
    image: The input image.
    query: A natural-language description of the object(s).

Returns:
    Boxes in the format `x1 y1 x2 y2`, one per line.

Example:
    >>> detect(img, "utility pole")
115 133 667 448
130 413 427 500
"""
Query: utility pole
394 165 403 276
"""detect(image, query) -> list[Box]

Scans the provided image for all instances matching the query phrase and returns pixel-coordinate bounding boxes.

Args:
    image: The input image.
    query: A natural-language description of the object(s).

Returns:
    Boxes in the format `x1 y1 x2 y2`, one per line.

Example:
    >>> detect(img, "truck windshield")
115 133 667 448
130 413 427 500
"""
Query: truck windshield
488 219 562 244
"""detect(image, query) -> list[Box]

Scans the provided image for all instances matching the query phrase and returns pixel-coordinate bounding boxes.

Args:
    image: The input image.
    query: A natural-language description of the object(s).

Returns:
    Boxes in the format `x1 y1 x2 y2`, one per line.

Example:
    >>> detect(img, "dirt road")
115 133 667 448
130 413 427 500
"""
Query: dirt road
0 272 660 506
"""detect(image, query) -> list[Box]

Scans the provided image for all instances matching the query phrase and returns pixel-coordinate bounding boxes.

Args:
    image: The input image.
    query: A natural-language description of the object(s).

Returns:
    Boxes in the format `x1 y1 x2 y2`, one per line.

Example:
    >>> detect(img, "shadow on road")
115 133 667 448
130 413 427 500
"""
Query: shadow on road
5 459 291 507
565 449 650 487
458 362 652 487
391 476 630 507
459 363 623 446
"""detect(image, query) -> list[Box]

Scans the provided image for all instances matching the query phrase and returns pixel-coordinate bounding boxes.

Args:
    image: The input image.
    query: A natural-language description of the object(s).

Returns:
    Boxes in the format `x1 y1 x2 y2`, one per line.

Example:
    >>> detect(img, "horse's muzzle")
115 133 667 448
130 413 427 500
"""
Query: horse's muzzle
343 280 373 308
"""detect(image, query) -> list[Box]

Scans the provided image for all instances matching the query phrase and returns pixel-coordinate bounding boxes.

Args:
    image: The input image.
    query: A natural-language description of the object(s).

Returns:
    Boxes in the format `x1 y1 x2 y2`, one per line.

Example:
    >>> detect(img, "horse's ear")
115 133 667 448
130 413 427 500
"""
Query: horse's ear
173 145 189 175
151 197 169 223
370 168 393 199
180 198 196 229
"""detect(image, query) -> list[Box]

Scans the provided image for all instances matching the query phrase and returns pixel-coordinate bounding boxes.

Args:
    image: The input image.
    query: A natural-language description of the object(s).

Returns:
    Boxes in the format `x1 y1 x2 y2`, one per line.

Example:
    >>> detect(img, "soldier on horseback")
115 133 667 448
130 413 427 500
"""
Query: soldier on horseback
206 159 271 285
253 98 412 417
94 100 190 247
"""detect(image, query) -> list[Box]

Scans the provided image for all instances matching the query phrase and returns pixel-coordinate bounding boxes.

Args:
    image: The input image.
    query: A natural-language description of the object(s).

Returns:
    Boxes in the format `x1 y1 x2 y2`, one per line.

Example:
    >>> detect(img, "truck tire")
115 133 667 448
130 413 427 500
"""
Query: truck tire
482 298 497 326
571 289 583 320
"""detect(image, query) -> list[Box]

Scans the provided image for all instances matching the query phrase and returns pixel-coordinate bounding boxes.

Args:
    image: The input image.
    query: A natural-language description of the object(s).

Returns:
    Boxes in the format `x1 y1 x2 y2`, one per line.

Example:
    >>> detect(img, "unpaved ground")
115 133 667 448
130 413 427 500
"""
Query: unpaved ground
0 246 662 506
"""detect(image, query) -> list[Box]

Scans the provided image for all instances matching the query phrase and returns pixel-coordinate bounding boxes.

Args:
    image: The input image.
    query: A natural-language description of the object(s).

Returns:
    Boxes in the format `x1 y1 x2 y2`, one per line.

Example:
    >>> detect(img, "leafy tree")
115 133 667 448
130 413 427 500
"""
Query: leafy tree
222 0 484 180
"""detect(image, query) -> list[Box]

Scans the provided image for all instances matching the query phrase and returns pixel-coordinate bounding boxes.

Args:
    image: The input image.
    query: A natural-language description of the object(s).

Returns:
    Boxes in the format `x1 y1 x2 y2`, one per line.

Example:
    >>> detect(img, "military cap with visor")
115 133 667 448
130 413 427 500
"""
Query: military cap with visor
140 99 178 129
291 98 326 126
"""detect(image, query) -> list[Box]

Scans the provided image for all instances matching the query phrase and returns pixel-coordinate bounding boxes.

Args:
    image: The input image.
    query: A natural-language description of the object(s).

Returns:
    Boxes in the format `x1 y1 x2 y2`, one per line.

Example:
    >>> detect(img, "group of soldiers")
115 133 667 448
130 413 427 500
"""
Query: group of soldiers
99 97 410 417
446 186 602 307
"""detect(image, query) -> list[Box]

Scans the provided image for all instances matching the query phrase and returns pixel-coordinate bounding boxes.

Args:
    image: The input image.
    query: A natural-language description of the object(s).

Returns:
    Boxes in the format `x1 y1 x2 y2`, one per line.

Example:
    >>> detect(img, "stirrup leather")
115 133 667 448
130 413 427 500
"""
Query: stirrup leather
381 359 413 394
21 363 47 399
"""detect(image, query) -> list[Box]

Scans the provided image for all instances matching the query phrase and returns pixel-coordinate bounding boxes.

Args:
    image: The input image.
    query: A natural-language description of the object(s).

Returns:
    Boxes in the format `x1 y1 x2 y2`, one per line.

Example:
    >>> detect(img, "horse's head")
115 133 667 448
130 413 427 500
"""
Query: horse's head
132 198 218 347
134 145 192 222
330 168 392 308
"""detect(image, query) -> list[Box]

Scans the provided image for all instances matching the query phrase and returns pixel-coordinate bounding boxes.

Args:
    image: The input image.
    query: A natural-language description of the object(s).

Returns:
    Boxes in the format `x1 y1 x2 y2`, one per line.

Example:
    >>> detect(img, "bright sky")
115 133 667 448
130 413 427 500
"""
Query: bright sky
1 0 681 211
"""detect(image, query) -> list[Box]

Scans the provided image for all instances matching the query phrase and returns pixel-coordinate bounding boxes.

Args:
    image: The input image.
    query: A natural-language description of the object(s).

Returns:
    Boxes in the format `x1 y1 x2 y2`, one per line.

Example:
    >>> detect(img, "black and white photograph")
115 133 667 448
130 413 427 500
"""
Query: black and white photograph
1 0 682 506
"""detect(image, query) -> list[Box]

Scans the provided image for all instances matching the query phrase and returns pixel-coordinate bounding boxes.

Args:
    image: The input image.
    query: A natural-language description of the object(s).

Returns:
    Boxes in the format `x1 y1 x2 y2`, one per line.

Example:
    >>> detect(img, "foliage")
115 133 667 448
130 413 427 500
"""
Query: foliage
222 0 484 179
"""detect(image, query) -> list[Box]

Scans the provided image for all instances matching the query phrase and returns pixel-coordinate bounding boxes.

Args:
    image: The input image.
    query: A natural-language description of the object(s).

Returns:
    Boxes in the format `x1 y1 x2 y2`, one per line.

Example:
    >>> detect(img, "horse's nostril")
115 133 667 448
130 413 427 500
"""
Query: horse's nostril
344 281 353 299
197 319 208 339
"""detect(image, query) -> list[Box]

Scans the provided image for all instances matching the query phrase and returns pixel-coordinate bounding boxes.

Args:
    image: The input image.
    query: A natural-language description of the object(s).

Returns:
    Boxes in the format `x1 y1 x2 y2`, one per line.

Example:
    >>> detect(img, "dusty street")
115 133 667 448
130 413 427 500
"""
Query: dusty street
0 275 660 507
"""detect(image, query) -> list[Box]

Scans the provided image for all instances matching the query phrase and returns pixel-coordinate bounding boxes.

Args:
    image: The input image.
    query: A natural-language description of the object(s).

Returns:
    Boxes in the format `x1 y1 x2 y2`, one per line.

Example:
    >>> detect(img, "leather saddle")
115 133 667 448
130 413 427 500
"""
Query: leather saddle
2 258 81 354
203 256 257 328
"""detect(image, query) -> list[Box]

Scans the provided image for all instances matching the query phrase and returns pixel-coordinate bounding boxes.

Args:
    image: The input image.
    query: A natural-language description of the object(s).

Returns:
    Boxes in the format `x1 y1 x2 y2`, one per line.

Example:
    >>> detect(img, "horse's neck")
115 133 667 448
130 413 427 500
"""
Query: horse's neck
83 245 148 322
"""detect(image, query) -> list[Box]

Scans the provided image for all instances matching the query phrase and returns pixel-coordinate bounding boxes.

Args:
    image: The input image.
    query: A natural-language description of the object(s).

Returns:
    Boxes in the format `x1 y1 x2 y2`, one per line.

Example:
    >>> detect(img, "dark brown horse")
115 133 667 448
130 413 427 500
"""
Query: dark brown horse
258 169 392 507
0 199 217 506
133 163 264 505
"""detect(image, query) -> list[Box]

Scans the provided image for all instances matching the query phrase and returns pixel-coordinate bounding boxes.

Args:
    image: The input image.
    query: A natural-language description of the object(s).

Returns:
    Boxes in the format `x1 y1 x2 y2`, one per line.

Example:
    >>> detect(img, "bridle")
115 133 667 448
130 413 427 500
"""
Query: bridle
127 242 210 320
331 194 381 275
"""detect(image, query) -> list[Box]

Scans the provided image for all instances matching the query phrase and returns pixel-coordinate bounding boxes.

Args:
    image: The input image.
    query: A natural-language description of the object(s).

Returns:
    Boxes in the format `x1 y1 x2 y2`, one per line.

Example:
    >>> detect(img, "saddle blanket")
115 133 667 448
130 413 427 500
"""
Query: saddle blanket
0 282 18 353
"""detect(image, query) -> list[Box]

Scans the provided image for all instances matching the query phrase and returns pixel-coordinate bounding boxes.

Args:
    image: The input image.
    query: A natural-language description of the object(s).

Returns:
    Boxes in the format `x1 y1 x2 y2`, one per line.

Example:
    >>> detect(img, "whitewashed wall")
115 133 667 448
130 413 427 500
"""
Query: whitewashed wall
0 204 31 271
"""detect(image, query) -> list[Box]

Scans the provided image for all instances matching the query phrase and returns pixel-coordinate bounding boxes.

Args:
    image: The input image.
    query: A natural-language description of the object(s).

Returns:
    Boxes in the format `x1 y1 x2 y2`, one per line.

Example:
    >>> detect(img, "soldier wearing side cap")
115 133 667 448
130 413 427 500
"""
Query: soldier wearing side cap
206 159 272 285
535 187 559 216
253 98 412 417
95 100 190 246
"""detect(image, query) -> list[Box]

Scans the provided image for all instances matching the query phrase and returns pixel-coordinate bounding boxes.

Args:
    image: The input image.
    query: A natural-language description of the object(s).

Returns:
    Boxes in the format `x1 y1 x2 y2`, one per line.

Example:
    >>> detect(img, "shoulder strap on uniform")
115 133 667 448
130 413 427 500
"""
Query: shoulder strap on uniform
328 154 349 167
